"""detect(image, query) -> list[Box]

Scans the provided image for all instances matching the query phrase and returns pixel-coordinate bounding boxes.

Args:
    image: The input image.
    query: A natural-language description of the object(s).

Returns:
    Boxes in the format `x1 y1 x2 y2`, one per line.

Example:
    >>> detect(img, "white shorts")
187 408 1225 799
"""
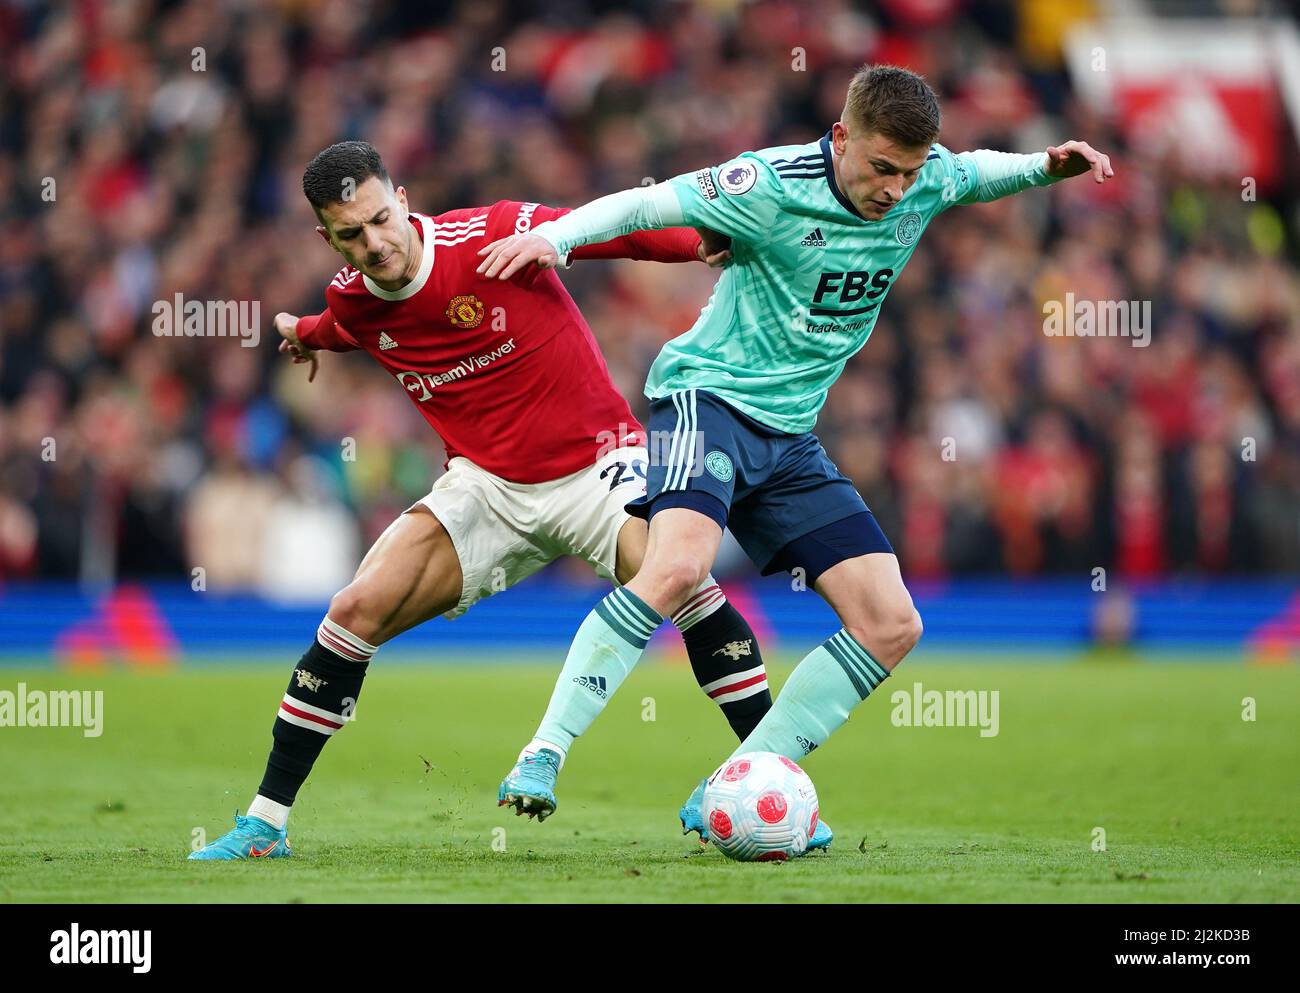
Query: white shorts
419 445 649 619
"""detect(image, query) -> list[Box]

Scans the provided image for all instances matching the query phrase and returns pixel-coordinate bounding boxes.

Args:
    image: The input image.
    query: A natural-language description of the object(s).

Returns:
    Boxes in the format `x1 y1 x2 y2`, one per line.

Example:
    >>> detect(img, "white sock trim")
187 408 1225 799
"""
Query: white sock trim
247 795 291 831
317 615 378 662
672 575 726 631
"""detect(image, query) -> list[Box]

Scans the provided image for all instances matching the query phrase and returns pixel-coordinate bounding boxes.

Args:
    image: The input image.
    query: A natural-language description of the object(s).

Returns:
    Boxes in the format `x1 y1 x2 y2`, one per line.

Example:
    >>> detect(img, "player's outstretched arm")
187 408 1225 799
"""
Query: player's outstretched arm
567 223 731 268
478 183 683 280
948 140 1114 207
514 201 725 268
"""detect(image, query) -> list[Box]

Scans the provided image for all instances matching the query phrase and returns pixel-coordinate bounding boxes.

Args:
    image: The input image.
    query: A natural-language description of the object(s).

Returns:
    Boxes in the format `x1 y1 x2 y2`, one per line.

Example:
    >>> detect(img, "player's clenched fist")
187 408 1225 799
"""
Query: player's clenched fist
476 233 559 280
275 311 320 383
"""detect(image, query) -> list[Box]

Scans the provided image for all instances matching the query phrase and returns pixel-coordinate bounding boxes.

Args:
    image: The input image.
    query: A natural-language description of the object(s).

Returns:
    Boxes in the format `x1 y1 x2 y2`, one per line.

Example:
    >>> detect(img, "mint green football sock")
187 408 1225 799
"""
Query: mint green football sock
730 629 890 761
534 587 663 753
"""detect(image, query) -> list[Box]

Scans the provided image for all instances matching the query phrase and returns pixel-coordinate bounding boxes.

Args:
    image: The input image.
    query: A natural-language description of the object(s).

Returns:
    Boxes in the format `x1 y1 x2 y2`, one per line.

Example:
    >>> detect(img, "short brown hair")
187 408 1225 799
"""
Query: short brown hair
842 64 941 149
303 140 391 217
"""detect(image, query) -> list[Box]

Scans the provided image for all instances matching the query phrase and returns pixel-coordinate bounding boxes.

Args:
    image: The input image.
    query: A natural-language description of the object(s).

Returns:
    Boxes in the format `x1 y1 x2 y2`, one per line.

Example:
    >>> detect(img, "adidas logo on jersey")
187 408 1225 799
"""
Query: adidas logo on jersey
795 735 819 755
800 228 827 247
573 675 608 699
378 332 399 351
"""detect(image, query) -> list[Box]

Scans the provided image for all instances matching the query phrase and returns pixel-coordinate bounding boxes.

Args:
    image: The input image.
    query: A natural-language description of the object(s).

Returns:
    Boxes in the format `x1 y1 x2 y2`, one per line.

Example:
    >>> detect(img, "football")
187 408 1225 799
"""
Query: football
702 751 819 862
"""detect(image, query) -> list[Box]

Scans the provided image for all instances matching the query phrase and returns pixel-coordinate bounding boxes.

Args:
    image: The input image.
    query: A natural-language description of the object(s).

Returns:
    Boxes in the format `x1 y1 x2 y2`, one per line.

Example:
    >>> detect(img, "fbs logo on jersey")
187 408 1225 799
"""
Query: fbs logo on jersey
811 269 896 317
573 675 608 699
378 331 399 351
719 161 758 196
446 294 485 329
800 228 827 247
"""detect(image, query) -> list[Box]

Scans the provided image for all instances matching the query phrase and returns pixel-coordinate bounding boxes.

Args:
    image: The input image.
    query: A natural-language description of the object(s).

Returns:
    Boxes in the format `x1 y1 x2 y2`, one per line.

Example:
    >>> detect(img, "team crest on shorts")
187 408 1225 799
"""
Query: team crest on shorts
704 450 735 482
895 211 923 246
446 294 485 329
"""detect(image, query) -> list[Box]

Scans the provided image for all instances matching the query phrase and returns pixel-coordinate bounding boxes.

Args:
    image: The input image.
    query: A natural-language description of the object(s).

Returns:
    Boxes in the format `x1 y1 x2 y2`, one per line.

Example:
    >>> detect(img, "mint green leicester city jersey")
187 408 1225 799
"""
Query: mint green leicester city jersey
645 132 1057 434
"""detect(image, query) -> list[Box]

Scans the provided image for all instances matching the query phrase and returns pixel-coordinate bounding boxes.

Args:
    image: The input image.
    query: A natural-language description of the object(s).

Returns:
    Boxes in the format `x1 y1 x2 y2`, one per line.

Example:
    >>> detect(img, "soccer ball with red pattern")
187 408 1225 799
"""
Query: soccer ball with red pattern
701 751 819 862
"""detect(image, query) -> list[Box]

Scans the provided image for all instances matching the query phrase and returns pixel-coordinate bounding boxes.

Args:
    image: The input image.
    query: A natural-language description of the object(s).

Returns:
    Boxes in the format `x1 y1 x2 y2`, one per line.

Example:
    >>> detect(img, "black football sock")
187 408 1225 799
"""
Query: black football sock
672 582 772 741
247 617 376 827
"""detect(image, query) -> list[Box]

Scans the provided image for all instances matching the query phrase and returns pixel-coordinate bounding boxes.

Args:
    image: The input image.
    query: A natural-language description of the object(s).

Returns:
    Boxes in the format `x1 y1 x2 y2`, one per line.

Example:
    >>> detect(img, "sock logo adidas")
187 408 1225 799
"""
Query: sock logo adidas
573 675 608 699
795 735 818 755
712 639 753 661
294 669 328 692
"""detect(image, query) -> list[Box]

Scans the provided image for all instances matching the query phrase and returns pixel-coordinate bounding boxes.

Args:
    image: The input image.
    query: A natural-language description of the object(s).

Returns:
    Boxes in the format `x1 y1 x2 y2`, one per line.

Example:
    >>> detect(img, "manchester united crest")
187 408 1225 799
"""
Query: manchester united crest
446 294 485 329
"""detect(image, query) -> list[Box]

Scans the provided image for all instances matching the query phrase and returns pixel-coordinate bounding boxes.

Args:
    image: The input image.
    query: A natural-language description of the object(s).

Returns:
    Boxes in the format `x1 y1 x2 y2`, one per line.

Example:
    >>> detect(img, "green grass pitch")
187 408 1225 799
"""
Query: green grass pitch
1 653 1297 903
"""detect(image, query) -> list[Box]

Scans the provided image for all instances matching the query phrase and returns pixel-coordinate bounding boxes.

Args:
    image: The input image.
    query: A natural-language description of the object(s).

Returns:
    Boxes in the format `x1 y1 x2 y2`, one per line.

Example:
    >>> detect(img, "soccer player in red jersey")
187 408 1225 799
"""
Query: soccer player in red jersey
189 141 769 859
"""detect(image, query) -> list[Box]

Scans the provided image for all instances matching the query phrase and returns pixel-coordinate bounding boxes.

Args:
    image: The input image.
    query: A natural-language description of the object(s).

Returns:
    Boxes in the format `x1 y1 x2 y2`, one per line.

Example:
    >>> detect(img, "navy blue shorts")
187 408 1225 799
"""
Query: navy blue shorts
625 388 893 583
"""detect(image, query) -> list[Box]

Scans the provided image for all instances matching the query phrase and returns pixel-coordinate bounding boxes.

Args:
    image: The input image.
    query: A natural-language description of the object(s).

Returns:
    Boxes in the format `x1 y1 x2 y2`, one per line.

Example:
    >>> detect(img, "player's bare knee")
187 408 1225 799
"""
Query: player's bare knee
888 608 923 668
327 584 384 645
643 555 709 614
844 607 921 671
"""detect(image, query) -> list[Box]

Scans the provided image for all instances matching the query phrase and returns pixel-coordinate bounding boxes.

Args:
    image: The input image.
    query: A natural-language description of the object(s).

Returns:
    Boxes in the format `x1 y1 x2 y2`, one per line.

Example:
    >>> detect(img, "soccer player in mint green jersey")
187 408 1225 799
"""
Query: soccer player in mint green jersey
478 64 1114 847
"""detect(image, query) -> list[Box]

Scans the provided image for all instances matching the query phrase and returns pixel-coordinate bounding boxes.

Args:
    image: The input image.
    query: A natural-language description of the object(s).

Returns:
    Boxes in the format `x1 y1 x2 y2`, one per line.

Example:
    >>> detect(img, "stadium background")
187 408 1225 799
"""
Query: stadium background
1 0 1298 660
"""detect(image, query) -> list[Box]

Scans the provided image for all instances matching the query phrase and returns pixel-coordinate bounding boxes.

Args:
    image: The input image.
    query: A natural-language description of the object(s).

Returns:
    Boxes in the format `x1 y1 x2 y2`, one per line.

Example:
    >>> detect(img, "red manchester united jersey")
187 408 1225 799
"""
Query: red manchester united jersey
294 201 701 483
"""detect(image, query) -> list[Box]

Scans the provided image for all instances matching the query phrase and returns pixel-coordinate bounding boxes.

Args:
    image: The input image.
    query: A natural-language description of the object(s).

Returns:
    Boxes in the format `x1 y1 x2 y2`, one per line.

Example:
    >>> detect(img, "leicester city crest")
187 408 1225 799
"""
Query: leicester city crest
704 450 735 483
895 211 923 246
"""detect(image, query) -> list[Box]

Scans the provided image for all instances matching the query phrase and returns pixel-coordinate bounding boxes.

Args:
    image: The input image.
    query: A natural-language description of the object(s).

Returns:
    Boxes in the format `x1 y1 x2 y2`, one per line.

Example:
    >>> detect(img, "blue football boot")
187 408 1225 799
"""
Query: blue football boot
188 812 292 860
679 777 708 842
497 748 561 821
807 817 833 852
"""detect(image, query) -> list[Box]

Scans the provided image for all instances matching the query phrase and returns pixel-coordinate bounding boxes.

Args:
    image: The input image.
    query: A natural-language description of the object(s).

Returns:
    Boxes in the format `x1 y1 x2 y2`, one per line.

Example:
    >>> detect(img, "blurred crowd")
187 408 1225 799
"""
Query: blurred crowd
1 0 1298 597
